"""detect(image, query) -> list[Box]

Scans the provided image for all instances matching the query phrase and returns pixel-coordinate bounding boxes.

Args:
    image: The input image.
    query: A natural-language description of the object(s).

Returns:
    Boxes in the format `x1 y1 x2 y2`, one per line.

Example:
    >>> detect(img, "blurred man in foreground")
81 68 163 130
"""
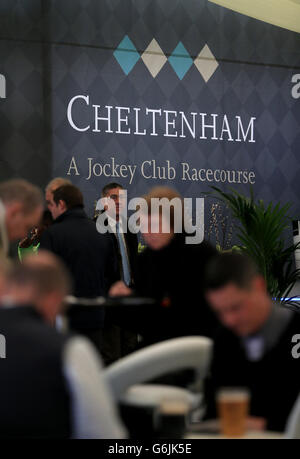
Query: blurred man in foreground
0 179 43 259
204 252 300 432
0 251 125 438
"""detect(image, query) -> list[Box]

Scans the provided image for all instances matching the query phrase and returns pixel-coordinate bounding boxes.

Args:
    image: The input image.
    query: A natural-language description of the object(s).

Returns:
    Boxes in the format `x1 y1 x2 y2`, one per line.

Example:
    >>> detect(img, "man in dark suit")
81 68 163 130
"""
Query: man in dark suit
94 182 139 364
94 182 138 286
204 252 300 432
40 184 118 352
0 252 125 438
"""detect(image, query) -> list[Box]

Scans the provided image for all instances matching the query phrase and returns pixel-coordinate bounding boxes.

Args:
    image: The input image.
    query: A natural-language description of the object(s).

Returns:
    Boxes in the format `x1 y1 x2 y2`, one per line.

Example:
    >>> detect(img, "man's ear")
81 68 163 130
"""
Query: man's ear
36 291 63 324
252 275 267 293
5 201 23 220
58 199 67 212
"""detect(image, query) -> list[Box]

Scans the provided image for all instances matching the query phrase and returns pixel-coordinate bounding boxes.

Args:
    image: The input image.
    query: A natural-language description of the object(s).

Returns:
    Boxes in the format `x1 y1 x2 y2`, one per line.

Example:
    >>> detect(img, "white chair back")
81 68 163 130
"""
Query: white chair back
285 393 300 439
104 336 213 399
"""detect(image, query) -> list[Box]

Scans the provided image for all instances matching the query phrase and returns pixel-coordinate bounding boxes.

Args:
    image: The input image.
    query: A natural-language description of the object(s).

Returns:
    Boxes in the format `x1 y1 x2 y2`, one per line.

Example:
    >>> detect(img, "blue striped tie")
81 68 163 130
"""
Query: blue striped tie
116 221 131 286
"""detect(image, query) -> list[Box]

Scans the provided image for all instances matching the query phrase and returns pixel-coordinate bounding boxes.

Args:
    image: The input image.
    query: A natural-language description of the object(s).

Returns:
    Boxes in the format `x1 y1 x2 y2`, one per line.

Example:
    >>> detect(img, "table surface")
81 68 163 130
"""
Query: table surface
185 431 283 439
186 420 283 439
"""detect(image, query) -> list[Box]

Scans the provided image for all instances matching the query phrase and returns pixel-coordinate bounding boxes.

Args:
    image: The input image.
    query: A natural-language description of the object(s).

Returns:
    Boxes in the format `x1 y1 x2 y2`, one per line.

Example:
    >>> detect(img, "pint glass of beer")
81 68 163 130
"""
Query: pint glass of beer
217 388 250 437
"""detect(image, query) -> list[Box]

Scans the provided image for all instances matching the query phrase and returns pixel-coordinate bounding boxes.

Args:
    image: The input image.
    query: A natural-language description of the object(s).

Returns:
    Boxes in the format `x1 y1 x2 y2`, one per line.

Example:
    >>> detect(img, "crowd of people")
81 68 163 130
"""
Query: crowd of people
0 177 299 438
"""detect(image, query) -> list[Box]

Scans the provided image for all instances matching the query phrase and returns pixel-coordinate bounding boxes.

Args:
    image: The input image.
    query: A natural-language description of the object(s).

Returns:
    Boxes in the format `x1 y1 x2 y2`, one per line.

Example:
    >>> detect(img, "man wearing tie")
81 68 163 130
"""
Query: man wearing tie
95 182 138 364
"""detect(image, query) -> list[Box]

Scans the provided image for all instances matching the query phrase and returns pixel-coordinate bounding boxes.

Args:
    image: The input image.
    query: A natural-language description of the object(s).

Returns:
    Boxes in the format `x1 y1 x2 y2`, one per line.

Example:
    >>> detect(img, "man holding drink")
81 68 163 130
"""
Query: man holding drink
204 252 300 434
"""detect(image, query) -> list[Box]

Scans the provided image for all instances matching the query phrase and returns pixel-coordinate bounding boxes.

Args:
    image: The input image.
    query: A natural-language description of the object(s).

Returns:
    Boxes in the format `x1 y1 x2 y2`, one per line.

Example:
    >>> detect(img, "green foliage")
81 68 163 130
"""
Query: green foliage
138 242 146 254
208 186 300 303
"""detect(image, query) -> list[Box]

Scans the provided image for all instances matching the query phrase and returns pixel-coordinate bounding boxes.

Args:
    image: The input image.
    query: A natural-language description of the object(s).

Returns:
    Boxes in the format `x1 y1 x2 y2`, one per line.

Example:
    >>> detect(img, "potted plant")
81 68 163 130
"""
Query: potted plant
206 186 300 306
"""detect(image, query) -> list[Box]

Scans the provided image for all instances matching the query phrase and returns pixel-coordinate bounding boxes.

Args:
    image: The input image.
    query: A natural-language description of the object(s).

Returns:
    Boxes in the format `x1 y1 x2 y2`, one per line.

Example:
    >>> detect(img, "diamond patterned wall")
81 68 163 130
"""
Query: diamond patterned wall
0 0 300 238
141 39 167 78
0 0 51 188
114 35 219 82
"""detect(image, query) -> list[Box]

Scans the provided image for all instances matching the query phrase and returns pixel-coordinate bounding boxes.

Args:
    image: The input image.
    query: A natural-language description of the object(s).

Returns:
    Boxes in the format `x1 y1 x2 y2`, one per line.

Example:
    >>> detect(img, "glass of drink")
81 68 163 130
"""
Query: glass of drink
155 399 189 438
217 388 250 437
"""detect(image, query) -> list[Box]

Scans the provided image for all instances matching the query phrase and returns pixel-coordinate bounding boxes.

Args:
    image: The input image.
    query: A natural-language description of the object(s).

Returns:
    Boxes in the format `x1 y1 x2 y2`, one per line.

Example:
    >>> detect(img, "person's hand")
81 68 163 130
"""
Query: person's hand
246 417 266 431
109 281 133 297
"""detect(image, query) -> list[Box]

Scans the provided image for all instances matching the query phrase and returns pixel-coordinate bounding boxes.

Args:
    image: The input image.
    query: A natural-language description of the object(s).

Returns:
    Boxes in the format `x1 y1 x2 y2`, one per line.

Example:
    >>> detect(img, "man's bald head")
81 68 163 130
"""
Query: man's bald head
45 177 72 194
0 179 44 241
23 251 72 296
7 251 72 324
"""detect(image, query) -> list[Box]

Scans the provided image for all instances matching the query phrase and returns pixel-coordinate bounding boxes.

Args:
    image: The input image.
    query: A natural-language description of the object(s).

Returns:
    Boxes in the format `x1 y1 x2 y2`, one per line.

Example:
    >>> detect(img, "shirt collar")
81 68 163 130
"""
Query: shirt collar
107 215 126 233
241 302 293 360
258 301 293 350
107 215 117 229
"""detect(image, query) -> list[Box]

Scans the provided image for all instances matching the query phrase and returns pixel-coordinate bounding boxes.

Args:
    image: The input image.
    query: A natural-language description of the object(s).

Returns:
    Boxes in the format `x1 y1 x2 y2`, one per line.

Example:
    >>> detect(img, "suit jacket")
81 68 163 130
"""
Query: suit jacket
40 207 118 298
109 233 218 347
94 214 139 363
40 207 119 332
0 306 71 438
95 215 138 287
204 310 300 432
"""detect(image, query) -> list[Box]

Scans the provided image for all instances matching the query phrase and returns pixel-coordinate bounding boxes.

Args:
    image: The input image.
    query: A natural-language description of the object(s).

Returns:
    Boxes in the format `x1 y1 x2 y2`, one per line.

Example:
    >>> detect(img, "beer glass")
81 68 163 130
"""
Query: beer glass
217 388 250 437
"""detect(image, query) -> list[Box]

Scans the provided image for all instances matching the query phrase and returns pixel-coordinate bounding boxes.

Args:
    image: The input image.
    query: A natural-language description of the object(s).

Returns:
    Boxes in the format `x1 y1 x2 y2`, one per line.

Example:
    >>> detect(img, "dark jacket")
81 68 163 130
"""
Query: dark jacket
0 306 71 438
40 208 119 331
111 233 218 347
204 311 300 432
96 216 139 364
103 217 138 287
136 234 218 344
40 207 118 298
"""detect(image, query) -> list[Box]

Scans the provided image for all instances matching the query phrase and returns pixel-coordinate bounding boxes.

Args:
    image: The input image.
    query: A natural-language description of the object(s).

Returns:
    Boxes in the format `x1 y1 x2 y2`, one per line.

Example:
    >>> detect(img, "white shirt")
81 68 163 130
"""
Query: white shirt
285 393 300 439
